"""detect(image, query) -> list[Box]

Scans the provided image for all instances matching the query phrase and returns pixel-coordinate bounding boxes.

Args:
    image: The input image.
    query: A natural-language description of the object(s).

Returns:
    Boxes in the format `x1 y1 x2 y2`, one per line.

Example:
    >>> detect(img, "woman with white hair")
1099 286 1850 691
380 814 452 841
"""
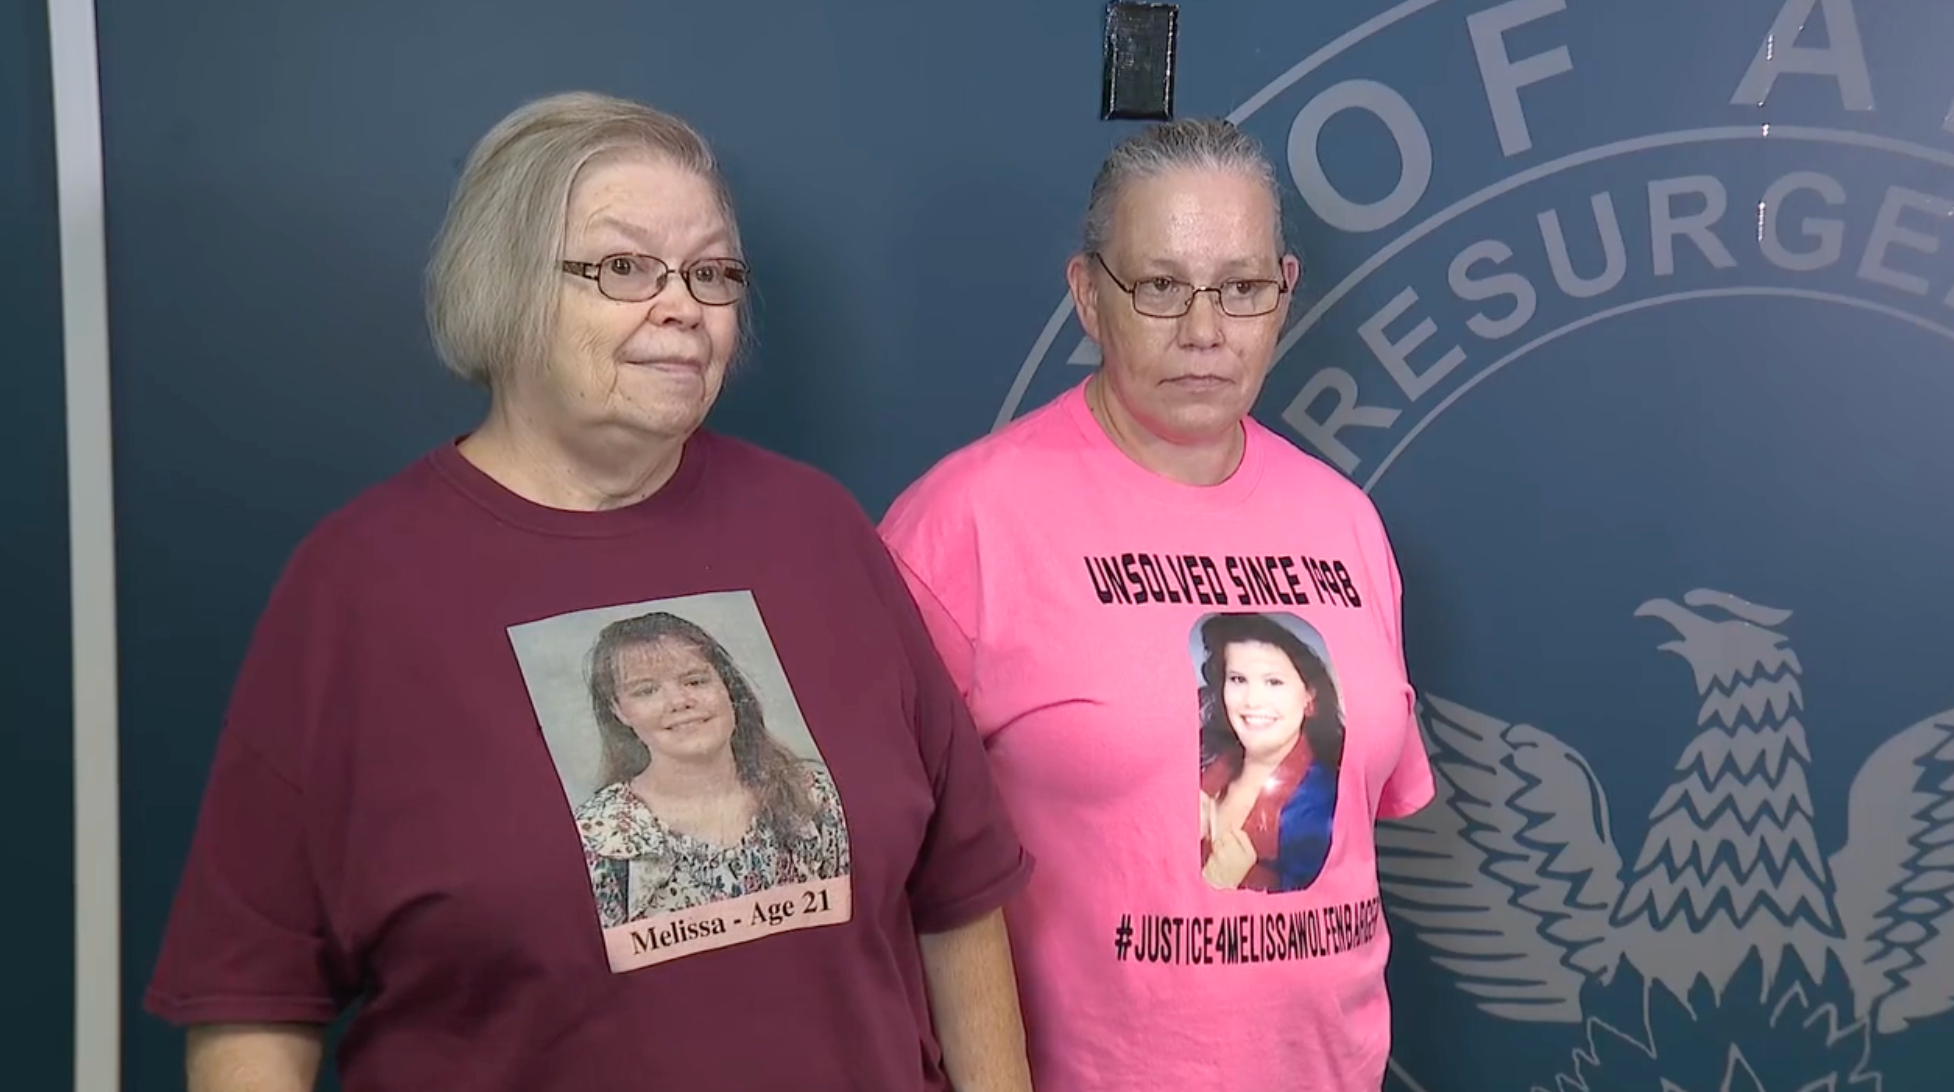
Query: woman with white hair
880 117 1434 1092
145 91 1034 1092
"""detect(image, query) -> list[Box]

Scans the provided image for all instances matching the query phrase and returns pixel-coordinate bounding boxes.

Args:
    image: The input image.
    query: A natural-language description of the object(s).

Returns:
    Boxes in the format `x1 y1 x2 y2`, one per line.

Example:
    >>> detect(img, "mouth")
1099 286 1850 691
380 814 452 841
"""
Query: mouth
1236 713 1280 731
662 717 713 732
1167 374 1232 389
623 357 707 375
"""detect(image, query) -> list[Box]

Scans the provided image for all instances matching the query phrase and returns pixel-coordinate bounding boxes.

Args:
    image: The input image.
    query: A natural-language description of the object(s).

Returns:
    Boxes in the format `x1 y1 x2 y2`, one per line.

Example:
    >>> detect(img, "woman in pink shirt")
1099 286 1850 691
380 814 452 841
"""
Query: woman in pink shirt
881 116 1434 1092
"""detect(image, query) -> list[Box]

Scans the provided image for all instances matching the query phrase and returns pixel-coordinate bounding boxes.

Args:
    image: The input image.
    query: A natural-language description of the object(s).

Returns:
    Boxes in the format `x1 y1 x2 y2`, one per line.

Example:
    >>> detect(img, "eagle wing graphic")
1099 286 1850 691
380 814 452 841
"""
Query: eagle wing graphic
1376 695 1627 1023
1827 708 1954 1034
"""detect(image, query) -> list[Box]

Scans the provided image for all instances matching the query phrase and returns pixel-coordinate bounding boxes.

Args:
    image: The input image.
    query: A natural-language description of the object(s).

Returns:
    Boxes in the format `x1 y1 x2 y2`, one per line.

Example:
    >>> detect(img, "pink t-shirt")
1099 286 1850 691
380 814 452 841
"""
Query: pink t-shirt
879 380 1435 1092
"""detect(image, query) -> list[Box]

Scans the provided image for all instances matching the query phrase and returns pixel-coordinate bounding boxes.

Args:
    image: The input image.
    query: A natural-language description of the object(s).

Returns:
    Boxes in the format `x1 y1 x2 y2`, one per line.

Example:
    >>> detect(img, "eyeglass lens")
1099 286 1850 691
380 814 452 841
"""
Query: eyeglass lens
595 254 747 305
1129 278 1282 317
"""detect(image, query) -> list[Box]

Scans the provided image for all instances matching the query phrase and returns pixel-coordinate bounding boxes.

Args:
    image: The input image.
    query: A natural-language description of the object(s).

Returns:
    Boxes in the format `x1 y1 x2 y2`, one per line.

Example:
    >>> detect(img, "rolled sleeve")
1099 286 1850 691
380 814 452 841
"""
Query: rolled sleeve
1377 704 1436 820
904 649 1035 933
855 504 1032 932
144 730 344 1025
1372 515 1436 822
144 549 353 1027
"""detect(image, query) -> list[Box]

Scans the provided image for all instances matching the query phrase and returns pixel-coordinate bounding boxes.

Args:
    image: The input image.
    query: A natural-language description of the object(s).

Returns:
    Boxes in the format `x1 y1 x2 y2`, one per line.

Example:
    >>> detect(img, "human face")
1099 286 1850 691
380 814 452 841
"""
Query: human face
1066 167 1299 447
610 638 738 765
533 155 742 446
1221 640 1311 764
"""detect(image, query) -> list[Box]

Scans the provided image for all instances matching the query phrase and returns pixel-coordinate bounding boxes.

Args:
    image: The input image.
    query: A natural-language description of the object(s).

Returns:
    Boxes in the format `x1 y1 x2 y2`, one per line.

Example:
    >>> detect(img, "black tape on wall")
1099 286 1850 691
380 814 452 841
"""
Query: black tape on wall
1101 2 1178 121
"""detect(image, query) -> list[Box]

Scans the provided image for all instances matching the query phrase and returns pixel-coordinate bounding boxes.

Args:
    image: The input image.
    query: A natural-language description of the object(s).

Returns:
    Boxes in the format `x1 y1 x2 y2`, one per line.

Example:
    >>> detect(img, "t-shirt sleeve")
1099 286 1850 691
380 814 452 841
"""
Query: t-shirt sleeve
875 476 981 705
1373 525 1436 821
855 501 1032 932
1377 701 1435 819
144 549 355 1026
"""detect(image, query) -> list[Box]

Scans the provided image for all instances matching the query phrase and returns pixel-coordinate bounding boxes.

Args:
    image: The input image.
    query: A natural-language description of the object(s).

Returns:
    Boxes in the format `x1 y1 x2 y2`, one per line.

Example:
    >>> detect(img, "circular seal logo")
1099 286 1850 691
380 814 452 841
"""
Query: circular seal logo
1000 2 1954 1090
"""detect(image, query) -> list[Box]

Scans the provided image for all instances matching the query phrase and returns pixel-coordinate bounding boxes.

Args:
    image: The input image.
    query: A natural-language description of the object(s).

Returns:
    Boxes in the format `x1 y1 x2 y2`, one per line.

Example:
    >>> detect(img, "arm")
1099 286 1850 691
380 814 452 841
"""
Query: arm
871 475 1036 1085
1372 514 1436 821
918 909 1033 1092
147 549 357 1072
186 1024 324 1092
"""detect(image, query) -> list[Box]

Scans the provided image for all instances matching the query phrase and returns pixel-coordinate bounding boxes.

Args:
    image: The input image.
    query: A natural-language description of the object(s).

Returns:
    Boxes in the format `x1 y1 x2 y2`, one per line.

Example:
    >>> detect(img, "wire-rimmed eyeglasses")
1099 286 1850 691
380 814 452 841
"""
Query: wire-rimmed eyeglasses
560 253 750 306
1091 252 1287 318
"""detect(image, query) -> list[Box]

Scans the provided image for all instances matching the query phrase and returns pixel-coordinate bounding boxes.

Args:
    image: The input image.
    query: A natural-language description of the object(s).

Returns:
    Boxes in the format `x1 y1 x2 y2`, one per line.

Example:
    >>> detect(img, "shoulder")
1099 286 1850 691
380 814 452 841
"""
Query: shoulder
881 391 1076 541
692 434 922 602
571 780 628 823
695 431 876 530
1250 422 1394 542
233 453 460 642
691 434 945 626
573 782 661 859
273 450 464 591
1248 422 1408 613
1252 423 1379 516
699 431 854 498
801 761 843 807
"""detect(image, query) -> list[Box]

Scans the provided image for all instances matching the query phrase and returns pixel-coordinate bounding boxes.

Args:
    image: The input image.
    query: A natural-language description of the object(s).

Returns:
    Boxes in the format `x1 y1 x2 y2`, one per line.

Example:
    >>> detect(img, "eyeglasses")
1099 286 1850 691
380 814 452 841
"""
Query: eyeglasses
1091 252 1288 318
560 253 750 306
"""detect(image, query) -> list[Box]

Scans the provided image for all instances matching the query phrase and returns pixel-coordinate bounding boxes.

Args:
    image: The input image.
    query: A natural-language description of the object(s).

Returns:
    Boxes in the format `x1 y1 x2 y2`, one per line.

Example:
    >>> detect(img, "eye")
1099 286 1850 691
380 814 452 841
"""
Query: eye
607 256 639 276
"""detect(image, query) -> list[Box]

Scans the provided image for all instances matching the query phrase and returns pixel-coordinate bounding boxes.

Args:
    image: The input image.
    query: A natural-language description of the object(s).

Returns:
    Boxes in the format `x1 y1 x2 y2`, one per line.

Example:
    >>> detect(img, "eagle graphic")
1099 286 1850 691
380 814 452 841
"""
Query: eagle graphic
1375 588 1954 1036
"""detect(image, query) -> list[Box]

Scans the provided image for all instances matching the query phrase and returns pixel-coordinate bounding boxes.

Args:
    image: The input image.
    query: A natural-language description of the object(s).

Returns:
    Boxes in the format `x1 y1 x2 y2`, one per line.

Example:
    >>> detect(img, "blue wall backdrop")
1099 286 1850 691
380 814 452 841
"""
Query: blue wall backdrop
82 0 1954 1089
5 1 73 1089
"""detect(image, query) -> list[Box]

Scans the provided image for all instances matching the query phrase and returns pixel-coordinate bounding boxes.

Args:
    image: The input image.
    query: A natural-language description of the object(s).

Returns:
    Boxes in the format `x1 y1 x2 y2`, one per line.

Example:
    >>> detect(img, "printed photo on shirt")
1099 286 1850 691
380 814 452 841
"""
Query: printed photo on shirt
507 589 853 973
1191 611 1346 894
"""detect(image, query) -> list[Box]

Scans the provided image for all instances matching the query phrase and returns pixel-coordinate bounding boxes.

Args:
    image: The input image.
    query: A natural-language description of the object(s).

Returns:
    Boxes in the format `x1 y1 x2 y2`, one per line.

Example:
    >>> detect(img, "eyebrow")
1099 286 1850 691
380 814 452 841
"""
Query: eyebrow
1131 256 1276 278
586 214 734 257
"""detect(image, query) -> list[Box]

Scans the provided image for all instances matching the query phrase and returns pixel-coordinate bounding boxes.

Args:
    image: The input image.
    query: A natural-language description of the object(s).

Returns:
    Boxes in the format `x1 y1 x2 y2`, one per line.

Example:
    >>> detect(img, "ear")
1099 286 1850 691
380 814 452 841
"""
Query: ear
1065 253 1104 343
1272 253 1304 324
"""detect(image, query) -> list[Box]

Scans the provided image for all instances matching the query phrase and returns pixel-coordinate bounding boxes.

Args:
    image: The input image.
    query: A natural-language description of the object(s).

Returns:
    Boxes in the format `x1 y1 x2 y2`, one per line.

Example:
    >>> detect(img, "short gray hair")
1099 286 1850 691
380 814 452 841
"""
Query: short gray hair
1080 118 1286 258
425 91 744 387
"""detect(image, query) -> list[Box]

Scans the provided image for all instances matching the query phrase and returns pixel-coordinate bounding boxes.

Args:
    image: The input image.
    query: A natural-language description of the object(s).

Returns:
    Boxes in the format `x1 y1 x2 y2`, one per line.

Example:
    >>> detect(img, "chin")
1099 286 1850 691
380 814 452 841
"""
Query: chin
1155 403 1248 438
1244 734 1299 761
660 740 730 764
606 405 710 442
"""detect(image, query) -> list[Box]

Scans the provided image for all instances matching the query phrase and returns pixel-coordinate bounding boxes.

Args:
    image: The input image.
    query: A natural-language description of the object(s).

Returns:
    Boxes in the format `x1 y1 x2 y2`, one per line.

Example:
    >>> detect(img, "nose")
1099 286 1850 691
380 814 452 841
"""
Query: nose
656 686 695 715
1177 291 1225 347
645 273 705 327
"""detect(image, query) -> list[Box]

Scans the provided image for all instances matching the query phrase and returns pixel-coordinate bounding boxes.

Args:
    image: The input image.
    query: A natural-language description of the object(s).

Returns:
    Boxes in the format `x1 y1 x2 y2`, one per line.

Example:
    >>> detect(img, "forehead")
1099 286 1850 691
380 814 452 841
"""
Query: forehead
565 155 732 254
1106 166 1278 269
614 637 710 676
1224 640 1293 670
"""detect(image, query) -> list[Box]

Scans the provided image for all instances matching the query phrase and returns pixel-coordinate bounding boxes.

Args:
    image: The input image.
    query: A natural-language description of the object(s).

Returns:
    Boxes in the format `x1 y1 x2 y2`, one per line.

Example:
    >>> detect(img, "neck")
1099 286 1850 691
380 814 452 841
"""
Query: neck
1087 371 1244 486
635 752 740 802
460 397 685 511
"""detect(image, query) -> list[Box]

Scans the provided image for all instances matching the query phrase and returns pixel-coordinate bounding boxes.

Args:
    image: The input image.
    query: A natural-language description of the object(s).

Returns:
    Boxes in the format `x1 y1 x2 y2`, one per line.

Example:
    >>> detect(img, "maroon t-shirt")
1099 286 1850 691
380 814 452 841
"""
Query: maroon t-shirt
145 432 1033 1091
